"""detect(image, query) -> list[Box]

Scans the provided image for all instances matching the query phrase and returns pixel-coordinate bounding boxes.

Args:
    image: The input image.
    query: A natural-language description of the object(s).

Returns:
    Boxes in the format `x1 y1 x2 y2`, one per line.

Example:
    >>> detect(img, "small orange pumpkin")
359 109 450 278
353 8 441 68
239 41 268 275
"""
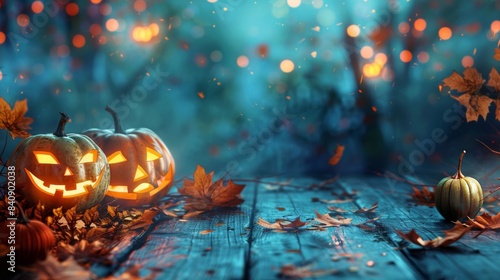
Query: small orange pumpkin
0 203 56 265
435 150 483 221
83 106 175 207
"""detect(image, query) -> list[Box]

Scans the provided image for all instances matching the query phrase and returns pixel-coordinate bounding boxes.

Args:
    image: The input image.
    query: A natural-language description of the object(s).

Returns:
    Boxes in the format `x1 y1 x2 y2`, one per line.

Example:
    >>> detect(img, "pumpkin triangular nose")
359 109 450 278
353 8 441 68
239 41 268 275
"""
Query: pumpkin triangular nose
64 167 73 176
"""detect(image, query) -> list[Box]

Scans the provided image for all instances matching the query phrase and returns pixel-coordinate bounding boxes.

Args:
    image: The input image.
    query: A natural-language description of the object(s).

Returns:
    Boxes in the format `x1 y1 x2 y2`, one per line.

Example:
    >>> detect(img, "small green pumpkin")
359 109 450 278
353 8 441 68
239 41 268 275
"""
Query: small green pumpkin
435 150 483 221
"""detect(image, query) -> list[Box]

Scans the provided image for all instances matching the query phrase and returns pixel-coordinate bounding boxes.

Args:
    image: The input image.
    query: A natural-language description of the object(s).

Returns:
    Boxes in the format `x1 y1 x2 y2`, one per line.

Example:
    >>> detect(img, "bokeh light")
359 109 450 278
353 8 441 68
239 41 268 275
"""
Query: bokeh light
438 27 452 40
400 50 412 63
66 3 79 16
398 22 410 34
360 46 374 59
237 55 249 68
462 55 474 67
417 51 429 63
363 63 382 78
72 34 86 48
106 19 120 32
134 0 147 12
0 32 5 44
280 59 295 73
287 0 301 8
414 18 427 32
374 53 387 66
491 20 500 35
17 14 29 27
31 1 44 14
347 25 361 37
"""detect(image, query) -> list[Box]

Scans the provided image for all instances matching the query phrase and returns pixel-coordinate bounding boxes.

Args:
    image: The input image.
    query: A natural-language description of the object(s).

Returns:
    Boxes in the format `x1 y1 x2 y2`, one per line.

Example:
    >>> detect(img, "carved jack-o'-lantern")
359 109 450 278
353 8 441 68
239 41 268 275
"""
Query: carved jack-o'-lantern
83 106 175 207
10 113 110 212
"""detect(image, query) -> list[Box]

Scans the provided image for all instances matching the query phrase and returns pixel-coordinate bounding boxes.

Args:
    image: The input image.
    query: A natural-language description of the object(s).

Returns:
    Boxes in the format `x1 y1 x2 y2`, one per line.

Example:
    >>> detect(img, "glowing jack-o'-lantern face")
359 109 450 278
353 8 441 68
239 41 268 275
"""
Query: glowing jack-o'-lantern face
83 106 175 207
10 113 110 212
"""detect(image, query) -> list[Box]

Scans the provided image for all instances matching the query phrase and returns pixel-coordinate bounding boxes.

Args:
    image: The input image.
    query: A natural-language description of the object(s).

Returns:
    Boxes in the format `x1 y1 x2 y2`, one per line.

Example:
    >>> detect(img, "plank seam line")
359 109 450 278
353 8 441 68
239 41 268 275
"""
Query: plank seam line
243 181 259 280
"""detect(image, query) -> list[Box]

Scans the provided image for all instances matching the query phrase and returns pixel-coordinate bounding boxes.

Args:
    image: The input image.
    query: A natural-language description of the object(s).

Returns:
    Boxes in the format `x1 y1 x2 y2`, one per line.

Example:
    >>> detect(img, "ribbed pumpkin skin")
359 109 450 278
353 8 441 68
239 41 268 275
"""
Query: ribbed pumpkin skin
435 176 483 221
15 219 56 264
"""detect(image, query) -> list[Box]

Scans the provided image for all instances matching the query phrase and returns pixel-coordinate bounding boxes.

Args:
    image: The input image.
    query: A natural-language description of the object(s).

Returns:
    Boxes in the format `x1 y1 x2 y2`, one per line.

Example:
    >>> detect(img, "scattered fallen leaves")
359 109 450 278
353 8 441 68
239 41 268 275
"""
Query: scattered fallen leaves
257 217 307 231
279 264 338 278
103 264 159 280
410 186 435 206
328 144 345 166
178 165 245 212
57 240 112 265
396 222 471 248
200 229 213 235
314 211 352 227
320 198 353 204
327 206 348 213
467 212 500 237
354 202 378 213
0 97 33 139
32 255 91 280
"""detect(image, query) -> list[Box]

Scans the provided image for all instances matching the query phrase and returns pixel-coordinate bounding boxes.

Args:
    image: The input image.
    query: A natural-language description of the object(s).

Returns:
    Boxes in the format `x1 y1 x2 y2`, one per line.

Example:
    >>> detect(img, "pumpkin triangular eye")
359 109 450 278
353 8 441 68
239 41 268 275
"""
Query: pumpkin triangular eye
108 151 127 164
146 147 162 161
79 150 98 163
34 151 60 164
134 165 149 181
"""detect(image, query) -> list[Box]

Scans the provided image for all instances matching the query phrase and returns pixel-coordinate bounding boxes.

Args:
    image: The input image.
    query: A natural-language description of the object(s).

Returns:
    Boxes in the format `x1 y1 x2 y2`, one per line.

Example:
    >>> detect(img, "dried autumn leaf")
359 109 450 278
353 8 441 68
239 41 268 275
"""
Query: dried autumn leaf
33 255 91 280
396 222 470 248
487 67 500 92
314 211 352 227
107 205 118 218
178 165 245 211
354 202 378 213
443 68 484 95
103 264 159 280
494 48 500 61
257 217 307 230
128 208 158 230
328 144 345 166
200 229 213 235
280 264 338 278
0 97 33 139
320 198 353 204
327 206 348 213
83 205 99 227
450 93 493 122
467 212 500 237
410 186 435 206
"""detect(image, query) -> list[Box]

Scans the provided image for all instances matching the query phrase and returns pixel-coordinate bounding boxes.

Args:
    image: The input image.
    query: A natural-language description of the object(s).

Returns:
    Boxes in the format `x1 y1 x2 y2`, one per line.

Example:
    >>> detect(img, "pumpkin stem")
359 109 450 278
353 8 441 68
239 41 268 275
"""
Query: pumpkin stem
452 150 466 179
105 106 126 134
53 112 71 137
14 201 30 225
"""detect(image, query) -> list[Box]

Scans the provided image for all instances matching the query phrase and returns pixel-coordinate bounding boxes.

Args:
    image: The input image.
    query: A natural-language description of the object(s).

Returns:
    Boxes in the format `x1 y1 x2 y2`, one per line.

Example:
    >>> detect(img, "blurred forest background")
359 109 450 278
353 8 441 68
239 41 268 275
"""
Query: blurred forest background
1 0 500 182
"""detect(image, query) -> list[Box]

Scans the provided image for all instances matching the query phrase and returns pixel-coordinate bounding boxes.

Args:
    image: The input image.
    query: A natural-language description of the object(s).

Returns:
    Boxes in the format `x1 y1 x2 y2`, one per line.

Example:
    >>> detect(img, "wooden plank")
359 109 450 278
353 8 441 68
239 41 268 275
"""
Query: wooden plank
338 177 500 280
249 178 420 279
108 184 256 279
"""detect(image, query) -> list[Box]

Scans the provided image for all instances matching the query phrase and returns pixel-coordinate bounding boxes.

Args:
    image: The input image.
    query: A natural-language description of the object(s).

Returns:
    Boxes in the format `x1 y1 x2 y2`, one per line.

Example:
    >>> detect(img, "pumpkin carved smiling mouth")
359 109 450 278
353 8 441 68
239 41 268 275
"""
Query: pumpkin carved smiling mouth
25 168 105 199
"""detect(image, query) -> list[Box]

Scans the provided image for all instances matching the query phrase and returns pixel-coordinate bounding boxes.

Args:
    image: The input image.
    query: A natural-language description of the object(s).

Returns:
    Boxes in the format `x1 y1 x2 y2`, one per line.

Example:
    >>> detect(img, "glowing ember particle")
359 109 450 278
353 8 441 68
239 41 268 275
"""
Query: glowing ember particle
417 51 429 63
32 1 44 14
17 14 29 27
311 51 317 58
371 106 377 112
366 260 375 267
237 55 249 67
198 92 205 99
134 0 147 12
438 27 452 40
360 46 374 59
414 18 427 32
66 3 79 16
106 19 120 32
0 32 5 44
398 22 410 34
280 59 295 73
374 53 387 66
462 55 474 67
287 0 301 8
438 85 443 92
311 26 321 32
400 50 412 63
346 24 360 37
72 34 86 48
257 44 268 58
0 71 3 80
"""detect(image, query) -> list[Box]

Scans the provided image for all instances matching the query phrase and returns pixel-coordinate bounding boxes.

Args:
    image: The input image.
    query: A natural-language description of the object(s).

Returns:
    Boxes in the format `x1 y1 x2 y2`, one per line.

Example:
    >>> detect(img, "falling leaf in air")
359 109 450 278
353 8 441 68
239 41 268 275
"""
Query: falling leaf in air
487 67 500 92
314 211 352 227
450 93 493 122
494 48 500 61
467 212 500 237
178 165 245 212
279 264 338 278
410 186 435 206
257 217 307 231
328 144 345 166
354 202 378 213
0 97 33 139
442 68 485 95
396 222 470 248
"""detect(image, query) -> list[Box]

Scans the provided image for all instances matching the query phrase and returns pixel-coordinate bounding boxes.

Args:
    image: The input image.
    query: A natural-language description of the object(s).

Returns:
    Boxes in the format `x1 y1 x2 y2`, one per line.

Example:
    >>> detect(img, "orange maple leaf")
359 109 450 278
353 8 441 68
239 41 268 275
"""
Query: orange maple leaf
257 217 307 230
396 222 470 248
494 48 500 61
0 97 33 139
328 144 345 166
314 211 352 227
442 68 484 95
410 186 435 206
178 165 245 212
353 201 378 213
450 93 493 122
467 212 500 237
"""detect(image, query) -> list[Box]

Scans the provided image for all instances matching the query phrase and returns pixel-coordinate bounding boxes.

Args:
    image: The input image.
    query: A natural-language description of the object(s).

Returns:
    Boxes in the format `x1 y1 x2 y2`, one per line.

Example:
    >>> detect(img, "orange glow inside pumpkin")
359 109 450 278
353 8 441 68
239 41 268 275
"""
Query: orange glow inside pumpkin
27 150 104 198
